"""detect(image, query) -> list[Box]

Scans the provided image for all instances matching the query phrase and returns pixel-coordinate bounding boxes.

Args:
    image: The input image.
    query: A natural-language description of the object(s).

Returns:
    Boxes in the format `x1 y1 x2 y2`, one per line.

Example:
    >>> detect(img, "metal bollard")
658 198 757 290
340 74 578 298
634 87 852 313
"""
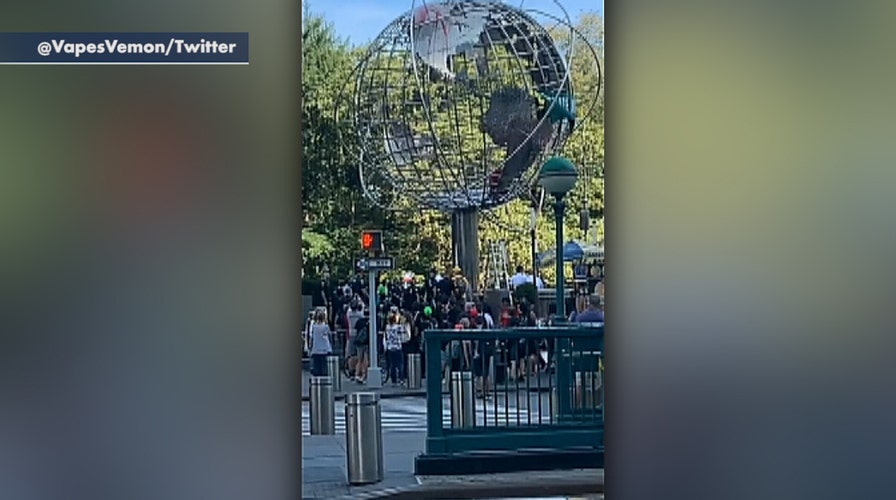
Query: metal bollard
407 353 422 389
450 371 475 428
345 392 383 485
551 384 575 421
309 376 335 435
574 371 601 410
327 355 342 392
551 386 558 421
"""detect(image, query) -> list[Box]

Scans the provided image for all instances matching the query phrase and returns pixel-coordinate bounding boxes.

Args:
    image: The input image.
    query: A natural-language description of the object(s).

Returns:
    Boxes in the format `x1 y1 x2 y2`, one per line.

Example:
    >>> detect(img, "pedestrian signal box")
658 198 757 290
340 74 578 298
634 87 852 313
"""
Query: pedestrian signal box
360 230 383 252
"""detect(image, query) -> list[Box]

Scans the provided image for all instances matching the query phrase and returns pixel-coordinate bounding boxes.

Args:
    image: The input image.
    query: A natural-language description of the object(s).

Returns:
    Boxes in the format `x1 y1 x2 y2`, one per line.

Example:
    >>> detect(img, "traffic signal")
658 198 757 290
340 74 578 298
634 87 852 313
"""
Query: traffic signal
360 230 383 252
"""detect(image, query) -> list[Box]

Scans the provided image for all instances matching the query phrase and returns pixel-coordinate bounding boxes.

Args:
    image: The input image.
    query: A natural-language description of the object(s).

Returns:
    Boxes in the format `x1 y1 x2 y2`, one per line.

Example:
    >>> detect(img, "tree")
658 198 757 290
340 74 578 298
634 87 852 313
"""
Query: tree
302 12 386 277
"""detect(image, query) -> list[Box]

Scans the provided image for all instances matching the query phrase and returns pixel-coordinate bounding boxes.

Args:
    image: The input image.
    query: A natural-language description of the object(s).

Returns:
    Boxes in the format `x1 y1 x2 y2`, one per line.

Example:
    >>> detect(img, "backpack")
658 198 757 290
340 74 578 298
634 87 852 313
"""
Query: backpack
353 318 370 346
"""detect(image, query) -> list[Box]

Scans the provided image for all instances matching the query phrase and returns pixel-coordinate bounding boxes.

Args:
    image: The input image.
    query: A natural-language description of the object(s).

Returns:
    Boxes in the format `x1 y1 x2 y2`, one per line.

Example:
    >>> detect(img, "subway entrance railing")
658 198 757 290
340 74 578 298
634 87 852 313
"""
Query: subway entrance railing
415 325 604 475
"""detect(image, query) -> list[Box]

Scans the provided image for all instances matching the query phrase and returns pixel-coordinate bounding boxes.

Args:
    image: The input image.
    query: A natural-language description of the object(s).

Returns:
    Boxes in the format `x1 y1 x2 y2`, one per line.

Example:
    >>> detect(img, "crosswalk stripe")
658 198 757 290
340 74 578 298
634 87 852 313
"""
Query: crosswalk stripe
302 400 555 435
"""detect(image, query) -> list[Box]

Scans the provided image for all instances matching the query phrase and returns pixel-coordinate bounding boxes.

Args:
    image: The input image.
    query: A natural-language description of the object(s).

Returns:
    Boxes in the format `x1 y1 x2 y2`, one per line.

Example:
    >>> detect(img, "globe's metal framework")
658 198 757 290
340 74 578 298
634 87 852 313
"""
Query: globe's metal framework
339 0 602 287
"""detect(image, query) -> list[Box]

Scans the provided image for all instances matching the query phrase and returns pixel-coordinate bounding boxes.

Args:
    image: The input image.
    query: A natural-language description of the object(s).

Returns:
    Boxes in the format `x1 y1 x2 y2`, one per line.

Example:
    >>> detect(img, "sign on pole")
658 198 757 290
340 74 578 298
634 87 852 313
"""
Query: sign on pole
358 230 388 388
356 256 394 271
367 257 394 270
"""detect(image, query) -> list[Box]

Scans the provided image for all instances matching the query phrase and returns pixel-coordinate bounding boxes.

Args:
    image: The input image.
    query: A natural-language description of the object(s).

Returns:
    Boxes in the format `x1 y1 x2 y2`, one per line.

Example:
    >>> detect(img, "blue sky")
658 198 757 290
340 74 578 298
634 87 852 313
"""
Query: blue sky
305 0 603 46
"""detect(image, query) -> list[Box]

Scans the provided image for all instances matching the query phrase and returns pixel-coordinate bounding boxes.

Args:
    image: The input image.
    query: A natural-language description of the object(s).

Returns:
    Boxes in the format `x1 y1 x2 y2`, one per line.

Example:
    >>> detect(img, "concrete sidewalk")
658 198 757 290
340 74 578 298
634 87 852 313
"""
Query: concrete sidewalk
344 469 605 500
302 432 422 499
302 431 603 500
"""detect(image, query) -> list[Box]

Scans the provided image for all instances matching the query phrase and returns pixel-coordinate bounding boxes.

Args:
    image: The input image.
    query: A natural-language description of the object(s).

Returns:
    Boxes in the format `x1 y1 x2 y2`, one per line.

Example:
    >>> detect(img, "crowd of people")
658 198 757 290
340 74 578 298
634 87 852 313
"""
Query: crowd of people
303 263 604 396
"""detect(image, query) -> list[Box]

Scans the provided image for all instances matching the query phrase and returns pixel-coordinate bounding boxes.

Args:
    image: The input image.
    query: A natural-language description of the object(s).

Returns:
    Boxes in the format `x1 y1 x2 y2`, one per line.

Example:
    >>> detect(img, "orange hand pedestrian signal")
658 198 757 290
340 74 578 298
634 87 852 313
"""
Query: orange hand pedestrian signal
360 230 382 252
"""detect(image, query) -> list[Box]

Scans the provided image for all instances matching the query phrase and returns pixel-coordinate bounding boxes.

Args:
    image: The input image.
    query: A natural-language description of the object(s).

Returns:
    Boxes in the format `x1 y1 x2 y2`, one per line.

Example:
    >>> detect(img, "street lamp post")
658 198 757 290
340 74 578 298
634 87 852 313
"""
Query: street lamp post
529 199 538 283
538 157 579 321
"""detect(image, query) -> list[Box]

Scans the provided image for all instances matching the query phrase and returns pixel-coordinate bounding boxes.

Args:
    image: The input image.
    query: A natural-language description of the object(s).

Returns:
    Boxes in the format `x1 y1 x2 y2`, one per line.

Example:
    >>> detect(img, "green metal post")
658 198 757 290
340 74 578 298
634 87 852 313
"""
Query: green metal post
555 336 571 421
554 198 566 319
425 331 446 453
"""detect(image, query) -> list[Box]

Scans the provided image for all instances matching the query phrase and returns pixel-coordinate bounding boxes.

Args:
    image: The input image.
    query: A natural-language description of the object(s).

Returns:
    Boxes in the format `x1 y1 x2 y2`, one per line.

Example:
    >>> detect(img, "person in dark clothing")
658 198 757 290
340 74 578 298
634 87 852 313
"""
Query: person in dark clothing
439 312 452 330
331 287 347 330
447 301 462 326
436 271 453 302
585 264 600 295
414 305 438 373
453 318 471 371
401 310 419 381
424 269 438 302
472 320 494 399
402 282 416 311
352 311 371 383
351 274 364 297
312 279 328 308
389 281 402 309
517 301 542 377
575 295 604 324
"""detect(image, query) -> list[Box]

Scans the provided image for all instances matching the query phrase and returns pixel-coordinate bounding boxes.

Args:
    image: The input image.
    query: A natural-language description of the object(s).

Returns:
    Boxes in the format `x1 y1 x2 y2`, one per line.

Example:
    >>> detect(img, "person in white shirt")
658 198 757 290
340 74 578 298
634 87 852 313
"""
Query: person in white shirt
510 266 531 289
511 265 546 290
481 303 496 329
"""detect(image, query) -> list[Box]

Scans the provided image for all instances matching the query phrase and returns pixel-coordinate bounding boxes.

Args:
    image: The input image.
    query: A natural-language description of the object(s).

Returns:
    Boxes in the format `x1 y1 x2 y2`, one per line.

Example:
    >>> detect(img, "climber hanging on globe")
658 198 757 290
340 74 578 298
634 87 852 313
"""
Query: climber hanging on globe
484 87 577 197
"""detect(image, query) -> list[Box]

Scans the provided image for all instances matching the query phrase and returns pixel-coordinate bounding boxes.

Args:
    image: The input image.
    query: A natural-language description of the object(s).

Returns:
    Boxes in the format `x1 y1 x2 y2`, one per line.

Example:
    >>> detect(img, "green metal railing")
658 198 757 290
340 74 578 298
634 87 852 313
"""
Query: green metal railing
423 325 604 455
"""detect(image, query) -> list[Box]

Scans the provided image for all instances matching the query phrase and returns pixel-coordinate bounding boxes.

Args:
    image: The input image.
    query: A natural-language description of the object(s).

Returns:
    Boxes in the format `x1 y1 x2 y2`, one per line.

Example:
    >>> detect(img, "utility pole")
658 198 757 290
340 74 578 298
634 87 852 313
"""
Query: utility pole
357 230 392 389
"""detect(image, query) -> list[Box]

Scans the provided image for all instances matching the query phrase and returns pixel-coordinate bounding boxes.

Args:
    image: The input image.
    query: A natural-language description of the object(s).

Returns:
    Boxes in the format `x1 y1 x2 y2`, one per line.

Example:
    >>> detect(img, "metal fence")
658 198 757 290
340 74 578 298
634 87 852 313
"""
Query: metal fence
423 325 604 455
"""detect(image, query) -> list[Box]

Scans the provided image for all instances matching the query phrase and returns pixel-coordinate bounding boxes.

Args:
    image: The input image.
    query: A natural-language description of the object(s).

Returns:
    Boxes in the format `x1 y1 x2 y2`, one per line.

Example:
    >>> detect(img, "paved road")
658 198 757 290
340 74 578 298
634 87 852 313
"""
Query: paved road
302 393 567 436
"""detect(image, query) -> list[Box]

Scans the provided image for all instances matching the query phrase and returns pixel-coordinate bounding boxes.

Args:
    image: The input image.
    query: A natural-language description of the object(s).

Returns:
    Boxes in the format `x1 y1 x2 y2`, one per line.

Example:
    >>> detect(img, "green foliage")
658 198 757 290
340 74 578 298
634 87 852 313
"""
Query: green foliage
302 10 605 285
302 230 334 261
302 13 383 278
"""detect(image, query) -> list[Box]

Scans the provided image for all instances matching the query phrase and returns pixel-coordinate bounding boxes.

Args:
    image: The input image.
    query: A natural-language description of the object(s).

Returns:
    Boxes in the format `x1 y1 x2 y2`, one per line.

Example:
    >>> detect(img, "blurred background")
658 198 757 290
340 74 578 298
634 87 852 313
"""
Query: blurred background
0 2 300 500
612 1 896 498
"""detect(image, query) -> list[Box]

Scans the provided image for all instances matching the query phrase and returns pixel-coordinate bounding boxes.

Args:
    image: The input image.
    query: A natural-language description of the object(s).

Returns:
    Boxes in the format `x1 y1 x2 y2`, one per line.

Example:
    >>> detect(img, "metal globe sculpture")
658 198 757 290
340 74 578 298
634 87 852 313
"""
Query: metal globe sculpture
342 0 601 288
351 0 579 211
